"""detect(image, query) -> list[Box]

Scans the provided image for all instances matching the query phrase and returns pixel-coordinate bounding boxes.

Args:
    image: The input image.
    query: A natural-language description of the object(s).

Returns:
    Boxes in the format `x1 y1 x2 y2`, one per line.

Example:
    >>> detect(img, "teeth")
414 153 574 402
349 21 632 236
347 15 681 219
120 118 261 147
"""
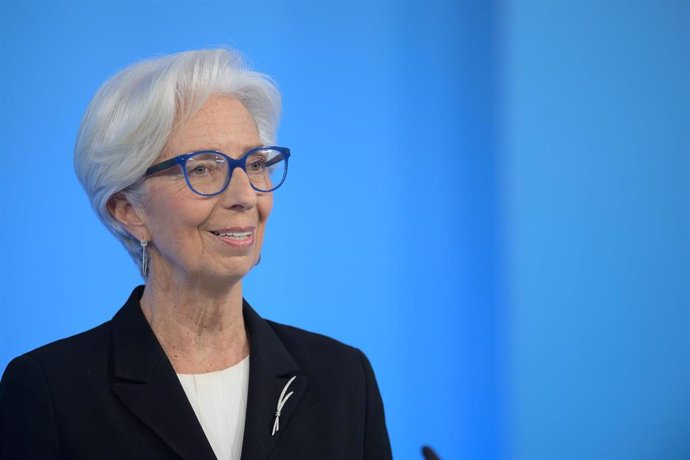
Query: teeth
212 231 251 238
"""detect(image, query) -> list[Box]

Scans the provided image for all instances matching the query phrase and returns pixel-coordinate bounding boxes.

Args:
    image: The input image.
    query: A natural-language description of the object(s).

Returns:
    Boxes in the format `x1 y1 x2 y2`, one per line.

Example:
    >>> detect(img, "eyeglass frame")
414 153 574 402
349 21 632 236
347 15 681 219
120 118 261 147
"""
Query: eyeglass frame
143 146 291 197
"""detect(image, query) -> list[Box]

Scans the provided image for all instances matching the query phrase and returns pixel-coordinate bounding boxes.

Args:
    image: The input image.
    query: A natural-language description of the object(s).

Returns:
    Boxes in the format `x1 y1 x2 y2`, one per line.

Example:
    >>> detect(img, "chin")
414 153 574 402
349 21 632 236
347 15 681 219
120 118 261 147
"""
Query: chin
209 258 257 282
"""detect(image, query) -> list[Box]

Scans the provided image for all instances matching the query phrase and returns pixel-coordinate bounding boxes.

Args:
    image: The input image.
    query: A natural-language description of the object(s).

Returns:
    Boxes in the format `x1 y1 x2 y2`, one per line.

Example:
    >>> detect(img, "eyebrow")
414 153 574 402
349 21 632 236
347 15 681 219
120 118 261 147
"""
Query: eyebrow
202 144 264 155
241 144 265 152
179 144 263 161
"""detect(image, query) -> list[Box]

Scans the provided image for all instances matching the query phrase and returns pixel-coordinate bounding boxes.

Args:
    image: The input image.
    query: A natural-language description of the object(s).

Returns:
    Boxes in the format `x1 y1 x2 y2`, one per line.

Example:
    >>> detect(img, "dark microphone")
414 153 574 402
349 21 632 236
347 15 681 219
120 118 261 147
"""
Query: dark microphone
421 445 441 460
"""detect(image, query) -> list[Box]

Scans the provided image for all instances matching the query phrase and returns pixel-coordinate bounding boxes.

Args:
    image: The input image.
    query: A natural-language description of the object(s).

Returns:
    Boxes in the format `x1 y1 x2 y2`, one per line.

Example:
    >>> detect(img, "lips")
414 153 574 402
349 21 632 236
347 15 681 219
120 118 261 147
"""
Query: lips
209 227 256 248
211 230 252 240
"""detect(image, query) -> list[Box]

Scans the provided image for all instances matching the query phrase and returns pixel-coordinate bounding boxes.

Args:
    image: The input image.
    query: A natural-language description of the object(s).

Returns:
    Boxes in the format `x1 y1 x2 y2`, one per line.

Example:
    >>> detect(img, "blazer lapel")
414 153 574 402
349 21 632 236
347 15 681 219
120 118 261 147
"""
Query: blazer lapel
240 302 308 460
109 287 216 460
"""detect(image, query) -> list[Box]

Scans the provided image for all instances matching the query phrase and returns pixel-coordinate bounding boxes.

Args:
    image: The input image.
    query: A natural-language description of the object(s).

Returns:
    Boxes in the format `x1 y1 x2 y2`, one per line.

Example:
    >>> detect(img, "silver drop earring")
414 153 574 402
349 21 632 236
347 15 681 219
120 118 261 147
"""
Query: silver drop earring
140 240 149 276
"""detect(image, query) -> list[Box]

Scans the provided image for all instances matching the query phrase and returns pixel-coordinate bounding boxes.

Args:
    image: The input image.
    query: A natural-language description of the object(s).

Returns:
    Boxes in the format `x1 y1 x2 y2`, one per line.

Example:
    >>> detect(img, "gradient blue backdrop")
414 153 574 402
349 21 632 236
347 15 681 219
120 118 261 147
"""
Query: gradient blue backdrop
503 2 690 459
1 1 688 459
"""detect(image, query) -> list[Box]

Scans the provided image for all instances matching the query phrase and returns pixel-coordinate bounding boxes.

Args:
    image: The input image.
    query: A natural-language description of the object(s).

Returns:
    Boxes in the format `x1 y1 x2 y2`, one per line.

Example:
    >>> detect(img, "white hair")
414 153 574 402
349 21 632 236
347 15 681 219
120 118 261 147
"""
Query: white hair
73 48 281 271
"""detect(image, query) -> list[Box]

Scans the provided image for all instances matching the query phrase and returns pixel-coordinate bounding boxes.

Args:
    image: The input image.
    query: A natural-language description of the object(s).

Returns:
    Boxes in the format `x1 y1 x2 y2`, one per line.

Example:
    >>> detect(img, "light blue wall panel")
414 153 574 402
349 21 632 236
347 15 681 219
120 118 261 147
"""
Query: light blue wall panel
503 1 690 458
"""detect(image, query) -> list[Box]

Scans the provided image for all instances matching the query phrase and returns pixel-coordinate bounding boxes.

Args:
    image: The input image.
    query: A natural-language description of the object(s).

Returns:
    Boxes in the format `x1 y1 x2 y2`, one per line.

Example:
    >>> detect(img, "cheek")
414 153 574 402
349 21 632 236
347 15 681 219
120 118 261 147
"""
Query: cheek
255 195 273 249
258 194 273 226
142 187 211 245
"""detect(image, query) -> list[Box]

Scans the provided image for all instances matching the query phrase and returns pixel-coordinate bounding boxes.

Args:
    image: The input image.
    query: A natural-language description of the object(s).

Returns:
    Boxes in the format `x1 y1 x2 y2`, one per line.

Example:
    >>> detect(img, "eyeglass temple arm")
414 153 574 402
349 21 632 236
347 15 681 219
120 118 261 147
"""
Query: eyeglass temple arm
144 157 180 176
265 151 290 168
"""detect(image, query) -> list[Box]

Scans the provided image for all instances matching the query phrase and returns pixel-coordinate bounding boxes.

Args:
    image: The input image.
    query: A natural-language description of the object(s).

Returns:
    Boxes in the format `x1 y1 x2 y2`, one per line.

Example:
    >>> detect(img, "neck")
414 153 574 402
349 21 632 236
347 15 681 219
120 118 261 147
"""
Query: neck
140 268 249 374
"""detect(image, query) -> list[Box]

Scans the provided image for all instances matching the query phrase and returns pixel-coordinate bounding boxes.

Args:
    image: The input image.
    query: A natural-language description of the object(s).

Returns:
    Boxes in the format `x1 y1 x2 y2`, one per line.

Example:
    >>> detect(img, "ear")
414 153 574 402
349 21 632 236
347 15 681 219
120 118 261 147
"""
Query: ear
107 193 150 241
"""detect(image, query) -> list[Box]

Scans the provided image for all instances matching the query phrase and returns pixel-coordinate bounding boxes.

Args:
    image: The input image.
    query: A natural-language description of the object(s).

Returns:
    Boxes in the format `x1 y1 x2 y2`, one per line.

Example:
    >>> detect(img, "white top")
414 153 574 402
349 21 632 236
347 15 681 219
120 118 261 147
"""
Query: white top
177 356 250 460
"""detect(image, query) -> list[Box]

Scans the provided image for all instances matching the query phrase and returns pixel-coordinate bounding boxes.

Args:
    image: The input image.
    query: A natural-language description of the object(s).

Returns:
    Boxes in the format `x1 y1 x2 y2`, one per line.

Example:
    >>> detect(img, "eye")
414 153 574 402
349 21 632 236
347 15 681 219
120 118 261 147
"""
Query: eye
185 155 225 177
190 165 209 176
246 154 268 173
187 163 215 177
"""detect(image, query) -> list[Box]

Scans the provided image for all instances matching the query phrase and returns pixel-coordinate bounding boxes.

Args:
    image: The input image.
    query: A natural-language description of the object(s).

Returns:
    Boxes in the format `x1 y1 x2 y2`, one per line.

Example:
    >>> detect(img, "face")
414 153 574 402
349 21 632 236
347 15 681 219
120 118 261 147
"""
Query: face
134 94 272 285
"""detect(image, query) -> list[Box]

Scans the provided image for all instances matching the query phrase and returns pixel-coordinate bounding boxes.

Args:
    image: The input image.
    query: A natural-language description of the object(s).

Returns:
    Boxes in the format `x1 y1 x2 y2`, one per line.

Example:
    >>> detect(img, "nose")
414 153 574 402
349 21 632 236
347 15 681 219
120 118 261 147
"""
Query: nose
219 166 258 210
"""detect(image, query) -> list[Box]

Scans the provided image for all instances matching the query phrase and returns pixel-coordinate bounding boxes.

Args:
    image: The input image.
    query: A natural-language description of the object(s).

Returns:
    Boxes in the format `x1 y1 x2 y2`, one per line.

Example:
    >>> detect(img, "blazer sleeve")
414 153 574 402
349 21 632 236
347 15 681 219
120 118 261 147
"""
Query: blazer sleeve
0 354 61 459
359 350 393 460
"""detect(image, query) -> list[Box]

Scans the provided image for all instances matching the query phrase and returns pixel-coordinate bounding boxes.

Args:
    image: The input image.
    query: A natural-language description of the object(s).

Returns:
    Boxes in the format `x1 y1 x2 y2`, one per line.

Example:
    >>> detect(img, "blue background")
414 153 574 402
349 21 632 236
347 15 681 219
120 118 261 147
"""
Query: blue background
1 1 688 459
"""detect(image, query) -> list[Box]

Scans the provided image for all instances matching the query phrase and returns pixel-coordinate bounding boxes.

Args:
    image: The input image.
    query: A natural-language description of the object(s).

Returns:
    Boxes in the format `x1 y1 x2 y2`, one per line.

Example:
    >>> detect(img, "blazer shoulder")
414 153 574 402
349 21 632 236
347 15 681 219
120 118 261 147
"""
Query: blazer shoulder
12 320 113 375
265 319 360 357
262 319 371 380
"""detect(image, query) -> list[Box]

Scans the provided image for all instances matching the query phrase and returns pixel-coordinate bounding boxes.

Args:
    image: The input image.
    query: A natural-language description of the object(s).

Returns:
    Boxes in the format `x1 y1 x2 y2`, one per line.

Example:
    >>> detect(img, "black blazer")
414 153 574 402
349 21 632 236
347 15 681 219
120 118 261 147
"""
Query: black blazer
0 287 392 459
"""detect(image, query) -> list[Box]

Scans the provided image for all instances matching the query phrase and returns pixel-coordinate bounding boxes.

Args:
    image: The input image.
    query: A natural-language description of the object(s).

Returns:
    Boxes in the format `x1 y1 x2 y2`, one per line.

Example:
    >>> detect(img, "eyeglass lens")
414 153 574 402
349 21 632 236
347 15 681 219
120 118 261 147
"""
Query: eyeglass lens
184 148 287 195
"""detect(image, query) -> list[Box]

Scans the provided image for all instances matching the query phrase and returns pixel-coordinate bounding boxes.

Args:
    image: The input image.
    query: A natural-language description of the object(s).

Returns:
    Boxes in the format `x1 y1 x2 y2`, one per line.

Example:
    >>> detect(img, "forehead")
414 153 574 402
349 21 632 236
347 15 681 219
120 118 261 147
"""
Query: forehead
165 94 260 157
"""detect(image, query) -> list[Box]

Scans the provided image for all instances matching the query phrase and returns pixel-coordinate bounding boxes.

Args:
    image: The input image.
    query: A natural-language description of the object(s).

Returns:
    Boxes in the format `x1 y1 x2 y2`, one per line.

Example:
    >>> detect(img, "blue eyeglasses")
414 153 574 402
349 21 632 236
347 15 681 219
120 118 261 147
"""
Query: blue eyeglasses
143 146 290 196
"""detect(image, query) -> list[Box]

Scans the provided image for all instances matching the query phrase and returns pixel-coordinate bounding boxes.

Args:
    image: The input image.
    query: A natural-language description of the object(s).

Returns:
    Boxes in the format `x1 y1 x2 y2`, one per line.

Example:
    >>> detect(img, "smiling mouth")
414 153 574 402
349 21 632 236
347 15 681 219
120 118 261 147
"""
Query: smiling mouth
211 230 253 241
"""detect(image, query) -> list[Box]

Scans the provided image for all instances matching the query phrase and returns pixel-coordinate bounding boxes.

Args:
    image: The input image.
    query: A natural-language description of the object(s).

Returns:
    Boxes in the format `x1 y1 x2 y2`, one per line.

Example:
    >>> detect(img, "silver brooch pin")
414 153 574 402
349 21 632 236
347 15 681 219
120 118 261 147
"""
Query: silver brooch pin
272 376 297 436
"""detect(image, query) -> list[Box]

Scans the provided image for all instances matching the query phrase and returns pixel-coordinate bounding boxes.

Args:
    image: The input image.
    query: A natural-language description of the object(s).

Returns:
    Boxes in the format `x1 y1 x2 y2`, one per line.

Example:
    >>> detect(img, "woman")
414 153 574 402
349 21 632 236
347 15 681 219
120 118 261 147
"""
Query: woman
0 49 391 459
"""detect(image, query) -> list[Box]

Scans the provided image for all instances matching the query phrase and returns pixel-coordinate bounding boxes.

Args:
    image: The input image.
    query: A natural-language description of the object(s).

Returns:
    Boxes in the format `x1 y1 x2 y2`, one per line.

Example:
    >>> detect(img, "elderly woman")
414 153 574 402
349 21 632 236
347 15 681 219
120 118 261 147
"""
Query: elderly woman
0 49 391 459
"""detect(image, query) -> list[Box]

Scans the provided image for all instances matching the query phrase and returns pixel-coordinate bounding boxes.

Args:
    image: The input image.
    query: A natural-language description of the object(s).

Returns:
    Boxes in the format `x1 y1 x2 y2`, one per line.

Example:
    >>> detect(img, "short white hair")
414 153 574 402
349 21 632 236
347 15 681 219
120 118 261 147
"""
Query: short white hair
74 48 281 271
